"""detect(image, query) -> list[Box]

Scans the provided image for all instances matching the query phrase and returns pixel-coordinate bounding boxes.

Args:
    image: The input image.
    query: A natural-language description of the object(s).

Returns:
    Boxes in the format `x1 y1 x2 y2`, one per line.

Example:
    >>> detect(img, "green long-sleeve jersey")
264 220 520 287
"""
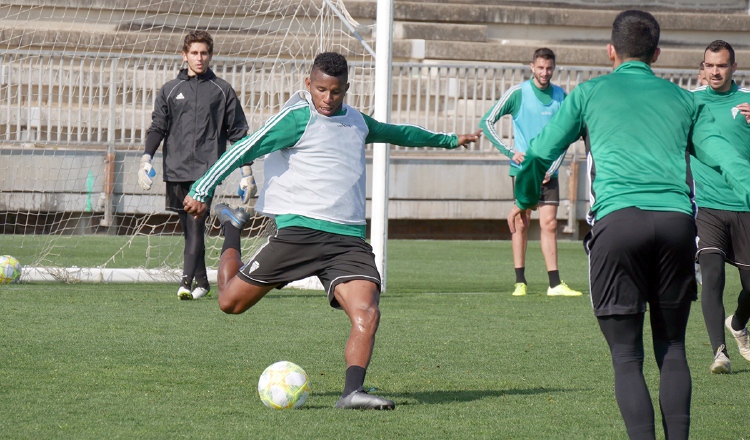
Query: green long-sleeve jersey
188 98 460 238
690 81 750 212
514 61 750 223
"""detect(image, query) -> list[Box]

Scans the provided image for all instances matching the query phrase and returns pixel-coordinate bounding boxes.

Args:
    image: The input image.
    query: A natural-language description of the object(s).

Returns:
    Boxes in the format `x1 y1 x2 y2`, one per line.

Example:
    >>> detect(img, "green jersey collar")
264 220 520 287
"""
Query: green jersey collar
705 80 738 97
613 61 654 75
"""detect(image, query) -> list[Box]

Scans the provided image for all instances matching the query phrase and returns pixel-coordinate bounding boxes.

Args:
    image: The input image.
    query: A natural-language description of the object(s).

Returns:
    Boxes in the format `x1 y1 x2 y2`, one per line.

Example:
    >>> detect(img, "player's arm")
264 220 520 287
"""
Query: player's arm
737 102 750 123
362 114 480 148
514 89 584 211
220 86 257 204
224 86 249 144
478 85 522 159
137 86 171 190
691 104 750 207
185 105 306 215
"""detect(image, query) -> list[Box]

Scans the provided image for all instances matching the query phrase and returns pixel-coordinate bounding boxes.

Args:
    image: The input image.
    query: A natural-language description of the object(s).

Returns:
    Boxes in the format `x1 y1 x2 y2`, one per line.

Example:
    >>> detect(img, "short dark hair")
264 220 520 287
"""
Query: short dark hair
705 40 735 65
532 48 556 63
611 10 660 63
311 52 349 79
183 30 214 54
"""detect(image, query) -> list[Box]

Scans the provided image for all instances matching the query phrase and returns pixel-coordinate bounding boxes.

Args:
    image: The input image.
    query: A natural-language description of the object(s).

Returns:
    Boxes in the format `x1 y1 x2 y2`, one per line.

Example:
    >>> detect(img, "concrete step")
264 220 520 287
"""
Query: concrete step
392 38 750 69
390 0 747 13
347 1 750 68
395 22 487 42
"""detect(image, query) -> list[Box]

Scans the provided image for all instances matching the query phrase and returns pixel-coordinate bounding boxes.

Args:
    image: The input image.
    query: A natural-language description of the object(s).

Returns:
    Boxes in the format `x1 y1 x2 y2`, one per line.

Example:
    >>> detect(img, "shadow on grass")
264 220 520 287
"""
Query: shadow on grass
390 387 578 405
300 387 578 409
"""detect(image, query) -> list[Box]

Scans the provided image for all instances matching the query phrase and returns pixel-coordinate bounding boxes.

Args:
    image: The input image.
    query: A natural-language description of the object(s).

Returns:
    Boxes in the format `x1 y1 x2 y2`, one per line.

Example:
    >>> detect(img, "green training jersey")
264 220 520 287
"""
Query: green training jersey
189 93 460 238
690 81 750 212
513 61 750 223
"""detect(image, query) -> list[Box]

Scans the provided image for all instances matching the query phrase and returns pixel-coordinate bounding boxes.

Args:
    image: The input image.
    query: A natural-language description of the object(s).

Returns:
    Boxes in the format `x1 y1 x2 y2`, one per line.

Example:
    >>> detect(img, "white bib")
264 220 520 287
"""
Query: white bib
256 91 370 225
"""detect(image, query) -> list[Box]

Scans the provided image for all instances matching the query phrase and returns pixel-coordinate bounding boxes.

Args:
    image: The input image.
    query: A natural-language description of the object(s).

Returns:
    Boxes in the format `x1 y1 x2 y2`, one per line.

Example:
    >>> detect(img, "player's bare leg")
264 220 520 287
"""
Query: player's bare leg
335 279 380 368
539 204 559 272
541 204 581 296
213 203 276 314
216 248 275 314
512 211 529 269
333 279 394 409
511 210 530 296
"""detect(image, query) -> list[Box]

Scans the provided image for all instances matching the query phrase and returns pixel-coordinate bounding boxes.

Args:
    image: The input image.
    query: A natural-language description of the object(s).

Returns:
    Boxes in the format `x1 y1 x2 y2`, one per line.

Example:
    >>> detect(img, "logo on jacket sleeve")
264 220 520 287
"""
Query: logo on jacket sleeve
176 93 185 100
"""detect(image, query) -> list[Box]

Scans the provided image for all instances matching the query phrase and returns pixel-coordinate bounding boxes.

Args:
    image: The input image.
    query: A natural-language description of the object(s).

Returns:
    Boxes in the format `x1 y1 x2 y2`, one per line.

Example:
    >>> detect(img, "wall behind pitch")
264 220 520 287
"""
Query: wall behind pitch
399 0 748 12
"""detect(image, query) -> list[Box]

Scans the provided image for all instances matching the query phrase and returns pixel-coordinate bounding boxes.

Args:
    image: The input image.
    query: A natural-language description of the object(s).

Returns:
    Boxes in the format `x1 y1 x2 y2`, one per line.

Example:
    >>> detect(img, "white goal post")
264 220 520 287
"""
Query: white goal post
0 0 385 289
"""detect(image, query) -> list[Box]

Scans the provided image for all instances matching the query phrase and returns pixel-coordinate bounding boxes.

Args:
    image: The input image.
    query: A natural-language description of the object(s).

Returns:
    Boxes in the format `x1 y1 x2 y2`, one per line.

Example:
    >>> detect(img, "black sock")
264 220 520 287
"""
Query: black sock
221 224 242 255
194 249 209 289
699 253 727 353
195 277 210 290
732 288 750 330
342 366 366 397
734 270 750 328
180 275 192 289
515 267 526 284
548 270 561 288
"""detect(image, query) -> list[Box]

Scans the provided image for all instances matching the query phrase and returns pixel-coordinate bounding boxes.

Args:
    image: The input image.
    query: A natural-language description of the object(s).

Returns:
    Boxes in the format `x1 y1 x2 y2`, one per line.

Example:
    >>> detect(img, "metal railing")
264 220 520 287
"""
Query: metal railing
2 52 744 154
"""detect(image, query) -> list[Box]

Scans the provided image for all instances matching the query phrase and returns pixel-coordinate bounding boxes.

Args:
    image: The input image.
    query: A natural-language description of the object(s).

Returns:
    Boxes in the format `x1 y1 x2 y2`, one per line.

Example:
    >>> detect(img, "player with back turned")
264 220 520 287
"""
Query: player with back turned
508 10 750 439
183 52 481 409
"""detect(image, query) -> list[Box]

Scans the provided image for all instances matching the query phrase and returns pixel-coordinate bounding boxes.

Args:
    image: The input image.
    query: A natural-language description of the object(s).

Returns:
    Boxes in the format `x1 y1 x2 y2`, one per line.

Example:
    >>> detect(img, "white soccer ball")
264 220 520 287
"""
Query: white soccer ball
258 361 310 409
0 255 22 284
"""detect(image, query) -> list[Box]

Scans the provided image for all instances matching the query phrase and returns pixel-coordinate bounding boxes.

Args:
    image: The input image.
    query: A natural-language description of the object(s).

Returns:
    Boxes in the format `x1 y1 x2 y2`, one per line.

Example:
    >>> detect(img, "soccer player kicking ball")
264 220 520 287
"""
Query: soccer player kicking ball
508 10 750 439
183 52 481 409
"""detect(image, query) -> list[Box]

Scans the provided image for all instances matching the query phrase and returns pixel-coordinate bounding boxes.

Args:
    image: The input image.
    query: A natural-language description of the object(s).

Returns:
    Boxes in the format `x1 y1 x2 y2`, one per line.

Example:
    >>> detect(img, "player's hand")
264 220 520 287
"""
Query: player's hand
507 203 531 233
456 130 482 148
542 173 551 185
238 164 257 207
137 154 155 190
738 102 750 123
183 195 207 217
512 152 525 165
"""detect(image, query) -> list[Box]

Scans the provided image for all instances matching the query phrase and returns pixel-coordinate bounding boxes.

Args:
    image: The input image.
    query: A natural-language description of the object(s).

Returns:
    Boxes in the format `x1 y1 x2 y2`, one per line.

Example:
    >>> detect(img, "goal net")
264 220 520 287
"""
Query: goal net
0 0 376 284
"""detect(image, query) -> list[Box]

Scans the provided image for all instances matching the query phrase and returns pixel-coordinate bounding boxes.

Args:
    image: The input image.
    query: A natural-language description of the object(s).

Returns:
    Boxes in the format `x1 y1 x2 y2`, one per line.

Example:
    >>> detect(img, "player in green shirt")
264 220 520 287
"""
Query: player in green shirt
691 40 750 374
183 52 481 410
508 10 750 440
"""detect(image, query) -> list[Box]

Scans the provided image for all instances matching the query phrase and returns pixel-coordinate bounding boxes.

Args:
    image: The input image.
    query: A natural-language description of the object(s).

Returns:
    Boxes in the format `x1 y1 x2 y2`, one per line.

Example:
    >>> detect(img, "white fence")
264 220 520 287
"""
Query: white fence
1 52 735 154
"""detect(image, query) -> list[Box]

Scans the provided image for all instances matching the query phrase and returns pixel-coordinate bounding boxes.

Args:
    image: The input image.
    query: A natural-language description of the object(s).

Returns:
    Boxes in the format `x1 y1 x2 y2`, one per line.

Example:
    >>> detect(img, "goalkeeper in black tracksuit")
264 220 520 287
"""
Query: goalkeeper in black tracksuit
137 30 249 300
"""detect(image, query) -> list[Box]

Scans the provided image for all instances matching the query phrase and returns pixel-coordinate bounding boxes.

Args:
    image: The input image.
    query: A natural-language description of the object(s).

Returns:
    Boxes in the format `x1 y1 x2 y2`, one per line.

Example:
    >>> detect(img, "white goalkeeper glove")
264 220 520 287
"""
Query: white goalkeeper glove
137 154 156 190
238 165 257 207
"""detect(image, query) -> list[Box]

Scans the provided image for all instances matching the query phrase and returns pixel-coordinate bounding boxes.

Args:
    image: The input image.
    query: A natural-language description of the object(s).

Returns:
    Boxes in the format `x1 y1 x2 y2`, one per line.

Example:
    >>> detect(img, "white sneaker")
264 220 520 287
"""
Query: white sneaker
191 286 210 299
710 344 731 374
177 286 193 300
726 315 750 362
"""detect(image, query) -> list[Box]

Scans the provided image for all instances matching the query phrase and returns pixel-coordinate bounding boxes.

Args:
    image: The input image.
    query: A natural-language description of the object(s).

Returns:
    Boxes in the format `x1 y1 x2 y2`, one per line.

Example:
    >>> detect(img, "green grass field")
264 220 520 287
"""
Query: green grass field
0 240 747 439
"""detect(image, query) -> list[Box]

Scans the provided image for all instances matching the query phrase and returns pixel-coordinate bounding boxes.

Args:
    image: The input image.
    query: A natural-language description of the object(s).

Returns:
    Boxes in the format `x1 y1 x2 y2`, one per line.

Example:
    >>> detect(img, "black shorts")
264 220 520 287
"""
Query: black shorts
165 181 211 213
584 208 697 317
695 207 750 269
237 226 382 308
512 176 559 206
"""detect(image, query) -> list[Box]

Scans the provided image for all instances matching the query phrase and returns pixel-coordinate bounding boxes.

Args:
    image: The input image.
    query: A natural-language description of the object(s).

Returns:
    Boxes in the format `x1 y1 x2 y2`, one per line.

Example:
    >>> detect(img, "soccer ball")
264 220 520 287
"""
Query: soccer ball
0 255 22 284
257 361 310 409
